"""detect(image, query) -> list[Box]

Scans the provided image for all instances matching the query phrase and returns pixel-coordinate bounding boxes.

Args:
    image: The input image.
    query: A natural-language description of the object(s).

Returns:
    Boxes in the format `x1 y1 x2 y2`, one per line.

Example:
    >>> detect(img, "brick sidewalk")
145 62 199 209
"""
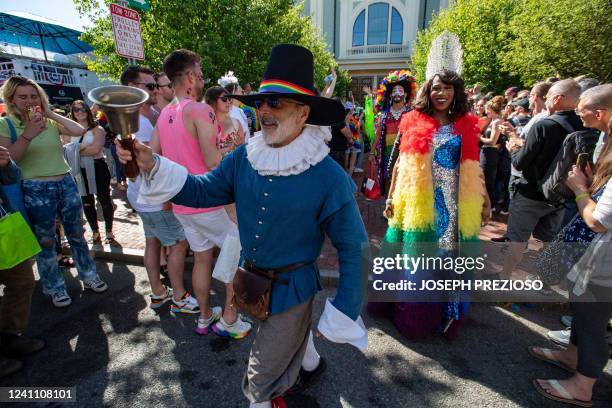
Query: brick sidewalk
90 174 525 273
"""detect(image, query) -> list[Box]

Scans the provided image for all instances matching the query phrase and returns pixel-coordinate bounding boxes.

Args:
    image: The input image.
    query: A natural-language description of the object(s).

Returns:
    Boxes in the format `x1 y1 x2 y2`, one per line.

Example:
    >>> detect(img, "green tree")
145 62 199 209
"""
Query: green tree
411 0 521 93
501 0 612 84
73 0 349 96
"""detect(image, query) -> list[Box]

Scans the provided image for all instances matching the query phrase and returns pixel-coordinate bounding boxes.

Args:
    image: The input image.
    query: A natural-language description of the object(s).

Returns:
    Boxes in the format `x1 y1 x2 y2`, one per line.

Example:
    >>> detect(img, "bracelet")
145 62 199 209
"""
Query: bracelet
385 199 393 205
575 192 590 202
21 135 32 142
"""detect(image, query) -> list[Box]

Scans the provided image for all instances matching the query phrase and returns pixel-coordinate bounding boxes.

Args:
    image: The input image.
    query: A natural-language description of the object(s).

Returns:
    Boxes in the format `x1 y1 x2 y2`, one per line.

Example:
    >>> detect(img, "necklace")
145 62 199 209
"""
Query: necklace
389 106 405 121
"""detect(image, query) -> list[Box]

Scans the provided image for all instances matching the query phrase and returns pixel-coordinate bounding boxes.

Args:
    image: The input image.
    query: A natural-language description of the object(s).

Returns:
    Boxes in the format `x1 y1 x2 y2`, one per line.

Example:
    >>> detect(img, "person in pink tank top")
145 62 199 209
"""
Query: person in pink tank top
150 49 251 339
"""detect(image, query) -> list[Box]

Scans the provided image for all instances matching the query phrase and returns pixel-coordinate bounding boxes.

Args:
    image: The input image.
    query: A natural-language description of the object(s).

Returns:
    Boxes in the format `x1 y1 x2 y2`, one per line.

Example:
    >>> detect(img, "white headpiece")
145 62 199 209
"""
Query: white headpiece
425 30 463 80
218 71 239 89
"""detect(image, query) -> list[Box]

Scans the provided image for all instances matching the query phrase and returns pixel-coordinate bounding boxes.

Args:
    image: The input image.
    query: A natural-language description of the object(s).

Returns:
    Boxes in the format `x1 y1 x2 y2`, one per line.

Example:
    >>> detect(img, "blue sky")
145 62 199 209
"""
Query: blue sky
0 0 92 30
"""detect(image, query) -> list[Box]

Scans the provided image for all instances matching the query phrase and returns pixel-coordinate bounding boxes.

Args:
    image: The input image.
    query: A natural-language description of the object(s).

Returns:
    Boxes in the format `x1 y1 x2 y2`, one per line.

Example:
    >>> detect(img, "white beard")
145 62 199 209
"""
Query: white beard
261 121 296 146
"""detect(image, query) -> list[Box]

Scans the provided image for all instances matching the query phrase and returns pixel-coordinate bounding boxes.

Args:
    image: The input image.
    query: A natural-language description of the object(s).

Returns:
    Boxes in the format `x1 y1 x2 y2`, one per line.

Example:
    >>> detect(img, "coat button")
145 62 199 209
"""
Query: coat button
261 207 266 211
255 234 260 239
258 220 263 225
264 192 269 197
253 248 257 252
268 178 273 182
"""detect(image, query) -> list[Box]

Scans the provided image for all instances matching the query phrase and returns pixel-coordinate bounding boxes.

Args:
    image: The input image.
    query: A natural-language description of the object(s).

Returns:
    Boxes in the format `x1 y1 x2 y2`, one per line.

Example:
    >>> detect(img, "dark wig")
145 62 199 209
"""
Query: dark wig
413 69 469 122
204 86 228 106
69 100 96 129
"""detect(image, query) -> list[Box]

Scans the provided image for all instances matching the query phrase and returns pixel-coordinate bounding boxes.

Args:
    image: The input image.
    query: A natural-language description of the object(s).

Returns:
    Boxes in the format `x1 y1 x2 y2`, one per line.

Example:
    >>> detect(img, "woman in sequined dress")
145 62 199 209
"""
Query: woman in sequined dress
369 70 490 340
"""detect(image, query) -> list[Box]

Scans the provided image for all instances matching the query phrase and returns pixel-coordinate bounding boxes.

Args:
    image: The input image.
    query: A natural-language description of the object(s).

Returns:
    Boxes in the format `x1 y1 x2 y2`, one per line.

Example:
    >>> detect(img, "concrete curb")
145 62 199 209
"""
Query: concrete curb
82 246 341 287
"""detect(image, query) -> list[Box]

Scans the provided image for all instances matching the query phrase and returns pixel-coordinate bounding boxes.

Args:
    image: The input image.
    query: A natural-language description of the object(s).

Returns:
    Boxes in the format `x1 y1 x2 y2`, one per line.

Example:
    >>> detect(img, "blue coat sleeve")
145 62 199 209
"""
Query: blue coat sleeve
171 150 236 208
321 174 368 320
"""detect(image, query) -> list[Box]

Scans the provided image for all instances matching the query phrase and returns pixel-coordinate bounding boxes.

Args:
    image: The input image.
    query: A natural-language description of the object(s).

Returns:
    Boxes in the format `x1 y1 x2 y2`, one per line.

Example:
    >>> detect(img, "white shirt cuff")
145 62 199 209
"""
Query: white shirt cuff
137 155 189 206
317 298 368 351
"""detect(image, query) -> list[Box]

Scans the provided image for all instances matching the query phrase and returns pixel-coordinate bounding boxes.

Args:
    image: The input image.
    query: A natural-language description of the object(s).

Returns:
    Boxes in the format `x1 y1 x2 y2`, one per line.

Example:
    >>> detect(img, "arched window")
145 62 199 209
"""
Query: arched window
351 3 405 48
367 3 389 45
352 10 365 46
390 7 403 44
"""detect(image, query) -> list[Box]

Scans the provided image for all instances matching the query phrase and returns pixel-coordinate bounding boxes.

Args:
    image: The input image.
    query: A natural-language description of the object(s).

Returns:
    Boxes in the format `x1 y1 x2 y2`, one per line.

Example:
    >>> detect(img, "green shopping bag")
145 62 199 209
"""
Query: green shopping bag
0 204 41 270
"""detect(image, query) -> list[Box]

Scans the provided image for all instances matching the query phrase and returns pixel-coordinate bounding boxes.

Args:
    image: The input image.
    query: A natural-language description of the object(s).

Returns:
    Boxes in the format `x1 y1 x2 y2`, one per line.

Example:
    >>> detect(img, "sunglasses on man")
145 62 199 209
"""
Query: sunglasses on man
134 82 159 91
251 97 305 110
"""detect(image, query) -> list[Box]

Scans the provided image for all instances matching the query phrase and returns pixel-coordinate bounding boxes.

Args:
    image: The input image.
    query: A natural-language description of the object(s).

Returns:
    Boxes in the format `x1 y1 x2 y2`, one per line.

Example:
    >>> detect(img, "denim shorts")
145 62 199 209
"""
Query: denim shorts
139 210 186 246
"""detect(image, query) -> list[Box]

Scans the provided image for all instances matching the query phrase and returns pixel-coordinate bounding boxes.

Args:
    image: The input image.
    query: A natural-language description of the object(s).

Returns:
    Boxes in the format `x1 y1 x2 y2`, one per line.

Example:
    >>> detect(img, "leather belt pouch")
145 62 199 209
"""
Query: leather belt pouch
231 262 306 321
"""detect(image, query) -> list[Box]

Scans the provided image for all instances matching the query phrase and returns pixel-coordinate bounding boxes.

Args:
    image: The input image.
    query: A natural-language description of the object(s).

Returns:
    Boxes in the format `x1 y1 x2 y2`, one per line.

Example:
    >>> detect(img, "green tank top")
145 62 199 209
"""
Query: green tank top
0 115 70 180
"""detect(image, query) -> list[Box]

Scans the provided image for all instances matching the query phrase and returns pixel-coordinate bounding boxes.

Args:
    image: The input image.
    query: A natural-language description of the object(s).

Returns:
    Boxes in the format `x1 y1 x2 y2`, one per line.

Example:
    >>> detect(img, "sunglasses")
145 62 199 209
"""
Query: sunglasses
72 107 87 113
135 82 159 91
218 95 232 103
251 97 305 110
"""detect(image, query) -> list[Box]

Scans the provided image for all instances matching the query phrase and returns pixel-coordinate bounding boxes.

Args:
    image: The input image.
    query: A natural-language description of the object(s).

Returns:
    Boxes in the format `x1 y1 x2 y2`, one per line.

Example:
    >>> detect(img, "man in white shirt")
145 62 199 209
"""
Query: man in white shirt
121 66 191 312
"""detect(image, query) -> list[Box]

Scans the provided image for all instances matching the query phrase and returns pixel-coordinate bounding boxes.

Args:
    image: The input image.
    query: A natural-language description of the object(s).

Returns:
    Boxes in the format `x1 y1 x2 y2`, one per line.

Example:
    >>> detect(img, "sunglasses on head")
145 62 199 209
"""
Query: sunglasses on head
251 97 305 110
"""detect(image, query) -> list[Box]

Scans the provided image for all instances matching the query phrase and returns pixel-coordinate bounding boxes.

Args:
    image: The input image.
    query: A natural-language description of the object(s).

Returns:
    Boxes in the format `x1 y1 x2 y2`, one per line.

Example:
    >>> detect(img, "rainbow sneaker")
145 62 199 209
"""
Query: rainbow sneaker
170 292 200 314
211 315 252 339
193 306 222 335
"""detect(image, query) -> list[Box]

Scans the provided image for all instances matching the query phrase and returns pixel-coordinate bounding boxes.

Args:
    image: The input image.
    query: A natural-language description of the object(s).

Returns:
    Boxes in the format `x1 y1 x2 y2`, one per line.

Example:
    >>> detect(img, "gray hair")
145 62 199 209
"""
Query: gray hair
548 79 581 102
580 84 612 110
578 78 600 93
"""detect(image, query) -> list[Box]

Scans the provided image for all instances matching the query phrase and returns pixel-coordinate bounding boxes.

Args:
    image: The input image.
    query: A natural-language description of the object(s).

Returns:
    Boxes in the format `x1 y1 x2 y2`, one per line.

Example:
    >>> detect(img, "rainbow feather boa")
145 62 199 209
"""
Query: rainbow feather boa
385 110 485 245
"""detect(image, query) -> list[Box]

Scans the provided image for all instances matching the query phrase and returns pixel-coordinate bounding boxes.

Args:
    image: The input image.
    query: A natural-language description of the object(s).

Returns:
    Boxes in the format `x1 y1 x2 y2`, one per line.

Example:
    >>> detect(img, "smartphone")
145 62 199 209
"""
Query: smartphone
576 153 590 171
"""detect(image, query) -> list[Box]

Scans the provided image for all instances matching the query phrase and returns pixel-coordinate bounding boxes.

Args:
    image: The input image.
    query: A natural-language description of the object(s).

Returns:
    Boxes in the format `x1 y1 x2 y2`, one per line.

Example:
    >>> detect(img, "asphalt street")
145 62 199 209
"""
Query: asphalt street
1 261 610 407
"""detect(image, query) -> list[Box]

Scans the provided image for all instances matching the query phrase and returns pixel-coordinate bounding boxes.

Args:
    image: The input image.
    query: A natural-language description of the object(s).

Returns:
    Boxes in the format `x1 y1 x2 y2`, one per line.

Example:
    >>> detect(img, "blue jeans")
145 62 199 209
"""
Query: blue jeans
22 175 97 292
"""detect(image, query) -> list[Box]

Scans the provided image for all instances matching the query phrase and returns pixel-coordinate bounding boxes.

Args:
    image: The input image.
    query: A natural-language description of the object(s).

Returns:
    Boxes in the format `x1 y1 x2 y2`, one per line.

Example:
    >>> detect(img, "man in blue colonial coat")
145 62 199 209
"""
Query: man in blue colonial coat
117 44 368 408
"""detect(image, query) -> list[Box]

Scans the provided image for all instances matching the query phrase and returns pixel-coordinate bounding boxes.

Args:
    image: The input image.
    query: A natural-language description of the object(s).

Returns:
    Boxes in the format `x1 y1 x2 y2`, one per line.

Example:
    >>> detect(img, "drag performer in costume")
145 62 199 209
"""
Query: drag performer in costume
369 33 490 340
117 45 368 408
370 70 416 196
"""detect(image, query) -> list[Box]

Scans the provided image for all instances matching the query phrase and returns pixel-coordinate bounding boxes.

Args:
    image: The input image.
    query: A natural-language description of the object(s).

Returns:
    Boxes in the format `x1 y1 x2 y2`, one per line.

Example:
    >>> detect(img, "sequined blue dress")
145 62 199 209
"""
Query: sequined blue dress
432 124 468 326
432 124 461 250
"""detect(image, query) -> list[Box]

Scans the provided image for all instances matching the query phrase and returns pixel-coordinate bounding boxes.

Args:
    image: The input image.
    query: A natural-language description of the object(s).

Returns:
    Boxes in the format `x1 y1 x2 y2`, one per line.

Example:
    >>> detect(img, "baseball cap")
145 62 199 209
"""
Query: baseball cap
505 86 518 95
512 97 529 110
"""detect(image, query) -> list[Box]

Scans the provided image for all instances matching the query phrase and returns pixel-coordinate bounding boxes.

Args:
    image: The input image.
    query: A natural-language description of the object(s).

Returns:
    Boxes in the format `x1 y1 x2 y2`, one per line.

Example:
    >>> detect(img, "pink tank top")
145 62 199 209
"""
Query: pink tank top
158 99 223 215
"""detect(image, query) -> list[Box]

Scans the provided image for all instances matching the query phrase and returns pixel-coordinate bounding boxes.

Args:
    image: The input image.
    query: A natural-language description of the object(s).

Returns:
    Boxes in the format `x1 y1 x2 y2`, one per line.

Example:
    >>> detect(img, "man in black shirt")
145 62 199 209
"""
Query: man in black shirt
502 79 584 278
328 109 352 169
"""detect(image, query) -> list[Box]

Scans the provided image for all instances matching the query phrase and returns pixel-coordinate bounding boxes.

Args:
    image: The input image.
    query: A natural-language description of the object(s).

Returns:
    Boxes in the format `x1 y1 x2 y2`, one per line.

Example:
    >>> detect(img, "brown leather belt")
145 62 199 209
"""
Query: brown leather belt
242 261 310 285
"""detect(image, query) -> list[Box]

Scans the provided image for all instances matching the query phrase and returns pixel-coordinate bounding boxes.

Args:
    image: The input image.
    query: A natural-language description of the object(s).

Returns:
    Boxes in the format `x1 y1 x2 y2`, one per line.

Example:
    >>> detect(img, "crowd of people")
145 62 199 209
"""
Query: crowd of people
0 40 610 407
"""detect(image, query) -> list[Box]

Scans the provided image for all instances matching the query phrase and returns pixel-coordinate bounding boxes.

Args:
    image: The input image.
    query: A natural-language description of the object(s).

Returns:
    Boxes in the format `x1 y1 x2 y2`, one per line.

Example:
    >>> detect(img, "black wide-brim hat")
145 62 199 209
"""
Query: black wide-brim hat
230 44 345 126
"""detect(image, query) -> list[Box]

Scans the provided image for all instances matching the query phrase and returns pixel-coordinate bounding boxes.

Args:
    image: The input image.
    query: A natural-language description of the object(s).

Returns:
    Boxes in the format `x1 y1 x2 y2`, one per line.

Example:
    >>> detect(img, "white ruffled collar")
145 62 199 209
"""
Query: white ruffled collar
246 125 331 176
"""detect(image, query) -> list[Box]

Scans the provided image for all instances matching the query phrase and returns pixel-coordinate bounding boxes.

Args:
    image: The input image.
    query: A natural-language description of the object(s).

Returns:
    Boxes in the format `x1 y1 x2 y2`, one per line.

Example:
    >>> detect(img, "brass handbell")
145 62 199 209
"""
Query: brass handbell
88 85 149 178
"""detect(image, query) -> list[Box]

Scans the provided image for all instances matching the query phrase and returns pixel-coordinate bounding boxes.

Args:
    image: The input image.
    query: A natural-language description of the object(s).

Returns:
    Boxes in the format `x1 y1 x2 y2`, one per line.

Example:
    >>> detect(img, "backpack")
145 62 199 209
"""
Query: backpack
540 120 599 206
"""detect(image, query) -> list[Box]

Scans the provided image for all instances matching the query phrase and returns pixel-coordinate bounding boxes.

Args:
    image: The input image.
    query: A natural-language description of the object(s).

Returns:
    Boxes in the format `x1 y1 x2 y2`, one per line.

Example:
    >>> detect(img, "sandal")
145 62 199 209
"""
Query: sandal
91 231 102 244
104 237 121 247
57 256 76 268
533 379 592 407
527 346 576 373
